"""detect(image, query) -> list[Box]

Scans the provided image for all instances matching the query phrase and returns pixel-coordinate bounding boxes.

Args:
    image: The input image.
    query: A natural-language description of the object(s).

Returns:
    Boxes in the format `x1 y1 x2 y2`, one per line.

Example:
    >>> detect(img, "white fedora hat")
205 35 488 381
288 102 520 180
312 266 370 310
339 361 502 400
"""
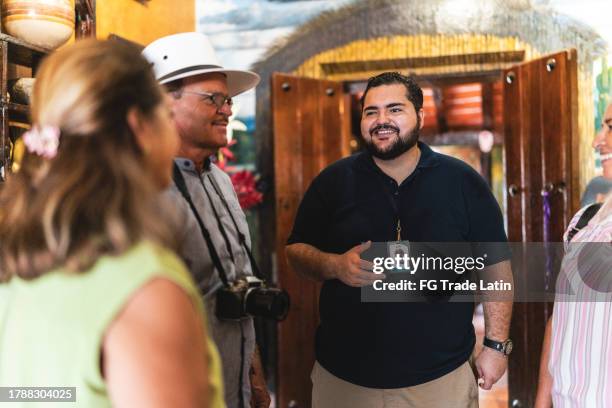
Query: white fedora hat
142 32 260 96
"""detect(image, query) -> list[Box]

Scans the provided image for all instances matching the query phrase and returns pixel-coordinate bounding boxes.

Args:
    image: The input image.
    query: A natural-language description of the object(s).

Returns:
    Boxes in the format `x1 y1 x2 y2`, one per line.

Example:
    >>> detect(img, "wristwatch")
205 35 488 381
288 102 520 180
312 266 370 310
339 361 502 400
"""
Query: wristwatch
483 337 513 356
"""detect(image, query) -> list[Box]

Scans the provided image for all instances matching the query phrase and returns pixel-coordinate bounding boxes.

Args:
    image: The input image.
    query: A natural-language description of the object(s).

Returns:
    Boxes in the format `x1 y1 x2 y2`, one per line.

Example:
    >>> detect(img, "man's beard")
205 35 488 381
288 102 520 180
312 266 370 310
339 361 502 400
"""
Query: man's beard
363 118 420 160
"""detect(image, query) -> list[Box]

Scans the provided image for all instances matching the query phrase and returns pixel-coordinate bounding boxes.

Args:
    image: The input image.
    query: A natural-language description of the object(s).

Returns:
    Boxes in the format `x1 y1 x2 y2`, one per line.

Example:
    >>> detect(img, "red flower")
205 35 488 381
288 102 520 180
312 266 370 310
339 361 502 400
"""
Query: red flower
216 139 237 170
230 170 263 210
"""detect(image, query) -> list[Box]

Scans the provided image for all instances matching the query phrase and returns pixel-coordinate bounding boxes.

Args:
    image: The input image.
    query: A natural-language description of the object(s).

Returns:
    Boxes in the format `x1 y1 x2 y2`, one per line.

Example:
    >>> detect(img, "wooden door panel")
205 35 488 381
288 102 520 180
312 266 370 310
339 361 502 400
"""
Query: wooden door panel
503 68 524 244
539 50 579 240
503 64 529 408
300 78 321 189
540 51 567 242
503 50 578 408
504 60 540 408
273 74 314 408
273 73 349 408
525 60 544 243
318 81 346 166
522 61 549 386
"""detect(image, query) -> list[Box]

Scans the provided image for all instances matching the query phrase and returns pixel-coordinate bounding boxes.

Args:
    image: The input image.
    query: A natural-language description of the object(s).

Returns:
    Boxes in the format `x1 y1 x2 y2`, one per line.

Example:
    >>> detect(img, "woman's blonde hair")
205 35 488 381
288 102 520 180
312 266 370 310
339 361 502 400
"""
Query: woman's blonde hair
0 39 174 280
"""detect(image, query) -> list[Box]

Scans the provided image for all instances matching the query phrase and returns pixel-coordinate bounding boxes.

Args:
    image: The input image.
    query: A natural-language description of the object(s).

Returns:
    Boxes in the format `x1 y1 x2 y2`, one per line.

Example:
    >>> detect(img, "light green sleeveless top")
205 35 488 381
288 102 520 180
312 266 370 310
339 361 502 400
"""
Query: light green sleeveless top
0 241 225 408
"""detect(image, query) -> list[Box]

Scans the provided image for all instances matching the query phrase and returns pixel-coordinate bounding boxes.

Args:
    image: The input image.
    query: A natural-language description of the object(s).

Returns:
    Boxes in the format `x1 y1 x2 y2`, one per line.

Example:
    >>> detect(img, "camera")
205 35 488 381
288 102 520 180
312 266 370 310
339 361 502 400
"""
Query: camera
216 276 290 321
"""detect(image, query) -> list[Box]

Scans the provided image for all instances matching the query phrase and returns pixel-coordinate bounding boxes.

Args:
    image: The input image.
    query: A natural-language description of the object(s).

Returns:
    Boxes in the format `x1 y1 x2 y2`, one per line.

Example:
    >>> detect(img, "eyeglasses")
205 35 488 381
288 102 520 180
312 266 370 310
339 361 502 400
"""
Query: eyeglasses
182 90 233 110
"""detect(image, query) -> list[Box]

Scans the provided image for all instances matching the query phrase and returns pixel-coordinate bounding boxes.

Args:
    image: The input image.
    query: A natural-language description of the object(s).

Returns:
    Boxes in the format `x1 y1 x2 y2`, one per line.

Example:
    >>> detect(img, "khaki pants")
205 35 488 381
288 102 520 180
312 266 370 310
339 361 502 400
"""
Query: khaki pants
311 361 479 408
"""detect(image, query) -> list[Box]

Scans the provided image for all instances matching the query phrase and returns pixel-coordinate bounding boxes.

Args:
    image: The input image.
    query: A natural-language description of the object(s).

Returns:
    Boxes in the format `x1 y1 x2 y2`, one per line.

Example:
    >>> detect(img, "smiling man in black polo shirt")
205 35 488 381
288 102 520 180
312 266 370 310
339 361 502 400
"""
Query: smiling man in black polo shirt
286 72 514 407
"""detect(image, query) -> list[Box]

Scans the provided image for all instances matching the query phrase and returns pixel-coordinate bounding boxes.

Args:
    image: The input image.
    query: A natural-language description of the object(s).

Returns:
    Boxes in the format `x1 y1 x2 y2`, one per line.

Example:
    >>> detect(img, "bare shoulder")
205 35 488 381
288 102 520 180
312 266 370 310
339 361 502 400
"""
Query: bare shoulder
103 277 208 408
112 277 200 333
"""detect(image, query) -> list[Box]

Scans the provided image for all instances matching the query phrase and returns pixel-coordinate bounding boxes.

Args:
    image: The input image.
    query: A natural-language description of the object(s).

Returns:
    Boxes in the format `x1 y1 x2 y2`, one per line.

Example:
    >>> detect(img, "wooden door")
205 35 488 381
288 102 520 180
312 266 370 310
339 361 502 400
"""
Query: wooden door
503 49 579 407
272 73 351 408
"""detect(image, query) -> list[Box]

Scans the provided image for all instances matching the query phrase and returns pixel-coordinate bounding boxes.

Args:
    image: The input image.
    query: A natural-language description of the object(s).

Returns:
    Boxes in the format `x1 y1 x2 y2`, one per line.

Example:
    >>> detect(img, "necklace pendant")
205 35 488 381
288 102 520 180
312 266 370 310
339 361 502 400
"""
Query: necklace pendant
396 219 401 241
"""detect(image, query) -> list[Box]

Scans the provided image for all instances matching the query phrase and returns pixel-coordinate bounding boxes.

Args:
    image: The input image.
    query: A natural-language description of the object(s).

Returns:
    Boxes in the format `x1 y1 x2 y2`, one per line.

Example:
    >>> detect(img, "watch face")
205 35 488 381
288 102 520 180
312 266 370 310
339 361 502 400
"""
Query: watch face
504 340 513 355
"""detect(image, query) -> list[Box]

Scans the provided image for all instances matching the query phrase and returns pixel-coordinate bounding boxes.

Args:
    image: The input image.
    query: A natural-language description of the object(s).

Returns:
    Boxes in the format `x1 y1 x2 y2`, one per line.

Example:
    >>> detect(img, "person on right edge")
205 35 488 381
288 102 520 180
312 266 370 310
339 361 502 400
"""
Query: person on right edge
286 72 514 407
535 105 612 408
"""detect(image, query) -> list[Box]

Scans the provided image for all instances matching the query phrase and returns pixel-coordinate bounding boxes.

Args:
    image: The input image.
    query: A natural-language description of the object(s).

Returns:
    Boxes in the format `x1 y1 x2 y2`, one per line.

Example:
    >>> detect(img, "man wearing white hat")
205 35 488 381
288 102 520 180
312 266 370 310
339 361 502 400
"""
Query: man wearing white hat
143 33 269 408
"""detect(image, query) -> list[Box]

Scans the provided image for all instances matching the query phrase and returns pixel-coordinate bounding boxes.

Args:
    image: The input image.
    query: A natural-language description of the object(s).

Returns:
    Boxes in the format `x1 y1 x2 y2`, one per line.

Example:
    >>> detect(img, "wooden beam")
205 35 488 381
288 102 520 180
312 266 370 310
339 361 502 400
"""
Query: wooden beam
321 51 526 76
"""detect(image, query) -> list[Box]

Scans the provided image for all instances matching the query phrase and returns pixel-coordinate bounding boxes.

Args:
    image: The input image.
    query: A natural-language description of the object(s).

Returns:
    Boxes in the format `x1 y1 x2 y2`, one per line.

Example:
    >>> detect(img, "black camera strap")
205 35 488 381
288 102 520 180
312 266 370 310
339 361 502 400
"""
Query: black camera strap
199 178 236 264
172 163 231 288
206 174 264 281
204 174 256 408
174 163 255 407
567 202 602 242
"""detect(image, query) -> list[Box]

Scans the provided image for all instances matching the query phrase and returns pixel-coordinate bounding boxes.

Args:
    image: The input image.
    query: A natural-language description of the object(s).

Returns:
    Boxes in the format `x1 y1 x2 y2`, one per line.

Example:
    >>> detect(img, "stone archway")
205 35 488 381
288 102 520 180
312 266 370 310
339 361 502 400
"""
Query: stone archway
254 0 606 191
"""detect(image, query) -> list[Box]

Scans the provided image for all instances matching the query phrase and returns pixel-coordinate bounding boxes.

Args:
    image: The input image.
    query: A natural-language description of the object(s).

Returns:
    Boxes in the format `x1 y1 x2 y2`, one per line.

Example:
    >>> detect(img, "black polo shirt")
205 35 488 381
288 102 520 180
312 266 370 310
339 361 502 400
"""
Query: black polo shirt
287 142 509 388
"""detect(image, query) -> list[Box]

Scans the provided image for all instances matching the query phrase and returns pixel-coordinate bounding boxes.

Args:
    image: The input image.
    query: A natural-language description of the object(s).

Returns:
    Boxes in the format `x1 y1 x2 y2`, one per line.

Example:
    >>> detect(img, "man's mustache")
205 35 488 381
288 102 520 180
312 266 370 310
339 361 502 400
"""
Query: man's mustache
370 124 400 135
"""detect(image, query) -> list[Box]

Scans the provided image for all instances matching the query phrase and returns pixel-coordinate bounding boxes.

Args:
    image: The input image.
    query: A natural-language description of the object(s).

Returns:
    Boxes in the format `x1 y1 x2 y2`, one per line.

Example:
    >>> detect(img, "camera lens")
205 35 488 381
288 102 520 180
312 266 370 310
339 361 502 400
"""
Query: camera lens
245 287 290 321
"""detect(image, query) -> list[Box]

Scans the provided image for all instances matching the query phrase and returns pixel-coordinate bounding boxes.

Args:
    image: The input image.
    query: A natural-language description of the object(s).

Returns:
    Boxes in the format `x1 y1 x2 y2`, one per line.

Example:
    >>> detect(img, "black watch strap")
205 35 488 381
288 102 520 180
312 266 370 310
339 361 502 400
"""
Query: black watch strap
483 337 512 355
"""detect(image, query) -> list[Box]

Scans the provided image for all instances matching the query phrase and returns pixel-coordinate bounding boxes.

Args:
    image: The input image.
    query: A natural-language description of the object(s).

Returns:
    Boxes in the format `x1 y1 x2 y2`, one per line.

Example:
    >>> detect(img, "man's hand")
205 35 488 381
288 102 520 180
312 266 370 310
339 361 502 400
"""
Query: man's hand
250 372 270 408
477 260 512 390
249 348 271 408
332 241 381 287
474 347 507 390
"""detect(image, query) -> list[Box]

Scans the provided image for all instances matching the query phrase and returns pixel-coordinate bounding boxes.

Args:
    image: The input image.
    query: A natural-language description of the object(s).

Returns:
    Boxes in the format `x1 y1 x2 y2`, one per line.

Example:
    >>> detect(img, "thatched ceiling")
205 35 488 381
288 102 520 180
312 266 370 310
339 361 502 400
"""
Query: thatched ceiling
252 0 606 75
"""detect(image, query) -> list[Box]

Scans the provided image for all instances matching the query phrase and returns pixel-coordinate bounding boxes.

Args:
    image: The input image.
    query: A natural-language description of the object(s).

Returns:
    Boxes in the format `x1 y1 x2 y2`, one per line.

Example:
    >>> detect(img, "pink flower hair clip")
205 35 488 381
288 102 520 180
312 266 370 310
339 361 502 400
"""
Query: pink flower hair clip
23 125 61 159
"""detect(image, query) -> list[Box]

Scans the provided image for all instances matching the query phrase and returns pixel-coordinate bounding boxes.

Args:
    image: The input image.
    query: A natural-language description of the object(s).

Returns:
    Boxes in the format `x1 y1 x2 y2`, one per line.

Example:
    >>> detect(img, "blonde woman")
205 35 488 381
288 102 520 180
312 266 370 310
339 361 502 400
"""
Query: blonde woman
0 39 224 407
